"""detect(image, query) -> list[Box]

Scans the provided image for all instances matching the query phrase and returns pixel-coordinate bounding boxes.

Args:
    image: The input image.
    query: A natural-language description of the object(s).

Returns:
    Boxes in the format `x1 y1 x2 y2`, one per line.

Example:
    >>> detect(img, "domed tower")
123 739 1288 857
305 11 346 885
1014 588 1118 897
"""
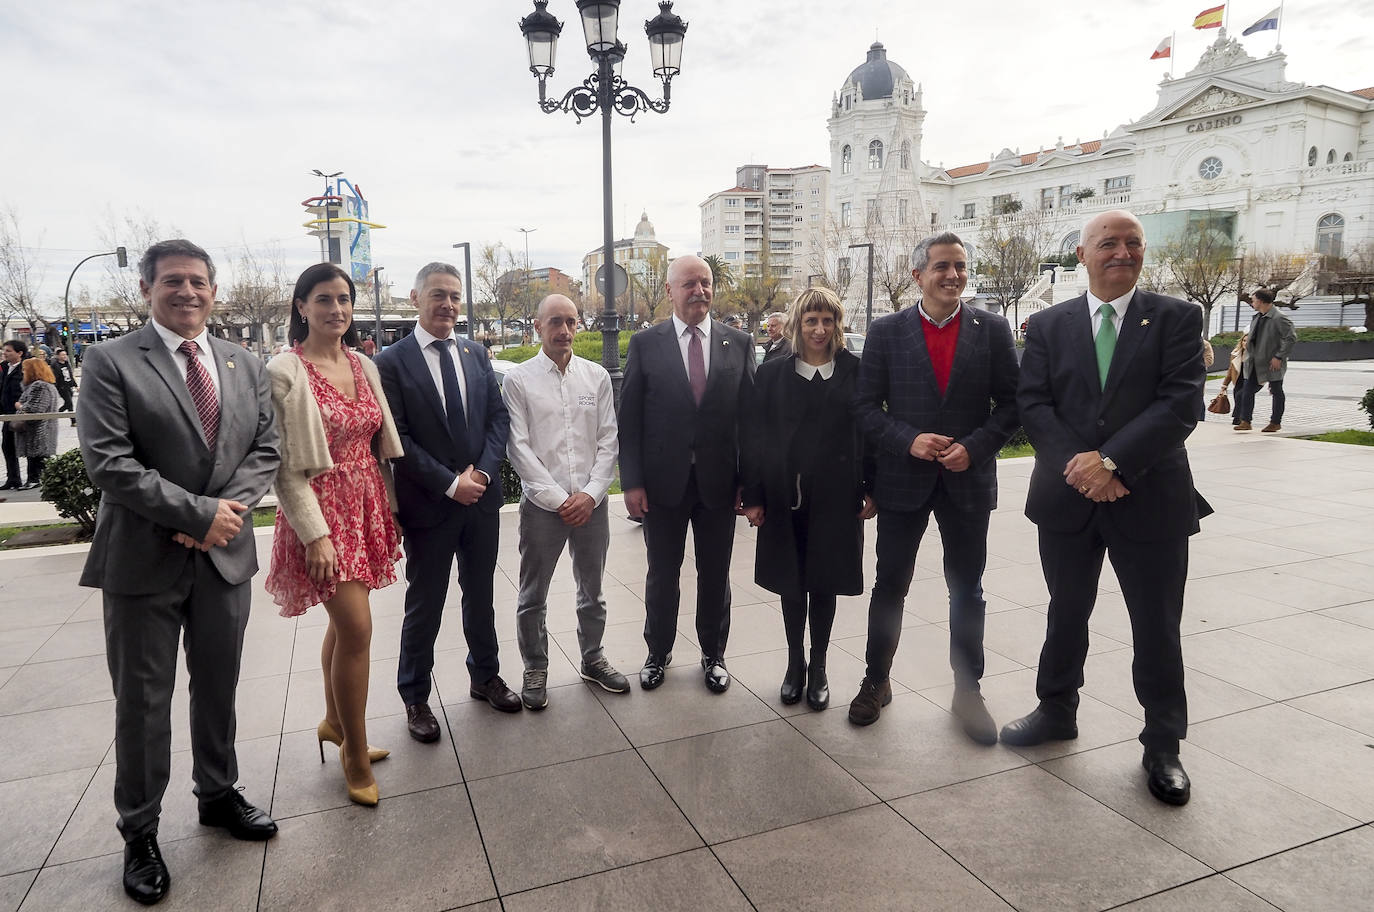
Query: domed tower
826 43 929 323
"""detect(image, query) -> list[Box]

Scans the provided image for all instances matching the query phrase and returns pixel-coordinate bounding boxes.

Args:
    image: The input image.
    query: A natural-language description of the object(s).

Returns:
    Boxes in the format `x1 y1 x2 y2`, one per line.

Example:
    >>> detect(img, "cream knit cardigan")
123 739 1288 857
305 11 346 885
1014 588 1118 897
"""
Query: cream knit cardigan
266 351 403 545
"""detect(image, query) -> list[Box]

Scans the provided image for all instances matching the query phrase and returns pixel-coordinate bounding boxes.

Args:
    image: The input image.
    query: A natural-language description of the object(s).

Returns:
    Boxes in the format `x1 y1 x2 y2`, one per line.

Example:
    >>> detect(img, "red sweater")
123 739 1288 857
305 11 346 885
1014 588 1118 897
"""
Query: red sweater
921 312 961 395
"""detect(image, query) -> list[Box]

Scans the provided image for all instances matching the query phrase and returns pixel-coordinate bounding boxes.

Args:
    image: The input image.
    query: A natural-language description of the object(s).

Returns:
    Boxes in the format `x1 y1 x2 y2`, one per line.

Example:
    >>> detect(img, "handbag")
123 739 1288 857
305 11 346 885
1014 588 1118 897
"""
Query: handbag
1207 392 1230 415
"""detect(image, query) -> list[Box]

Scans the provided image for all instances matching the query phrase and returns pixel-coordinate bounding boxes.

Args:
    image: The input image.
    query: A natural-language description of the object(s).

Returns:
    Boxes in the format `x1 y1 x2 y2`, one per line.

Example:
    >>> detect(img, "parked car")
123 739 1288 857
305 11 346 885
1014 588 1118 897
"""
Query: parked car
844 333 865 357
489 358 519 388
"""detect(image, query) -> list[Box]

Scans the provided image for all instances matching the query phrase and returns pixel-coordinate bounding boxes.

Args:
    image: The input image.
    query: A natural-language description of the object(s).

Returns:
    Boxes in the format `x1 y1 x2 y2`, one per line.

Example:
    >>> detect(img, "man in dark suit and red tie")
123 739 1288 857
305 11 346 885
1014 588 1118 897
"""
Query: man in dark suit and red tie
376 262 518 744
619 254 756 693
848 232 1019 743
1001 210 1209 806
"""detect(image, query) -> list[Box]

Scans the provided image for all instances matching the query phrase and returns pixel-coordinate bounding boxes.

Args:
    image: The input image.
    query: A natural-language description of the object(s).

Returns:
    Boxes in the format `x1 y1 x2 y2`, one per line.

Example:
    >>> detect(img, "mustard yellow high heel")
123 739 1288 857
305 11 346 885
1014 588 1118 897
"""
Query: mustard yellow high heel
316 720 391 763
340 752 380 807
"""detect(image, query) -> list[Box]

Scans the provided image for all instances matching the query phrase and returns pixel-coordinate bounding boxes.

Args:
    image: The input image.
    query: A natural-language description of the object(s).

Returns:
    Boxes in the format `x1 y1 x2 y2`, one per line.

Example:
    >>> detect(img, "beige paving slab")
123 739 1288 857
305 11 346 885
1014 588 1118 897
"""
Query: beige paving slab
1114 876 1282 911
587 659 778 746
1286 680 1374 737
892 765 1211 912
0 767 94 876
1180 629 1367 701
502 848 751 912
0 871 37 912
1235 613 1374 674
725 643 883 719
1227 826 1374 912
639 720 876 844
0 701 113 783
0 654 111 715
1080 647 1272 724
1042 741 1358 870
715 804 1014 912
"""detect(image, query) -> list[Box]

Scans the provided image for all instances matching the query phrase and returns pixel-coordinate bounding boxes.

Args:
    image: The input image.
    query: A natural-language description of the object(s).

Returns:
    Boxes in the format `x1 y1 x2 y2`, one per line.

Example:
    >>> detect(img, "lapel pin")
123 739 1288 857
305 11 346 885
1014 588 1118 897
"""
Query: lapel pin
226 360 235 368
723 340 730 346
973 319 980 325
1140 319 1150 326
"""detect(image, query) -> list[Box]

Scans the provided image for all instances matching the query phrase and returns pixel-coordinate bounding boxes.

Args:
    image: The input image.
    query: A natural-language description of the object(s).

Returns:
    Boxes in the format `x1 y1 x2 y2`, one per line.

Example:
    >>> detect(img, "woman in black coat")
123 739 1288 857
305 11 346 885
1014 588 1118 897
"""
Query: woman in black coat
742 287 875 710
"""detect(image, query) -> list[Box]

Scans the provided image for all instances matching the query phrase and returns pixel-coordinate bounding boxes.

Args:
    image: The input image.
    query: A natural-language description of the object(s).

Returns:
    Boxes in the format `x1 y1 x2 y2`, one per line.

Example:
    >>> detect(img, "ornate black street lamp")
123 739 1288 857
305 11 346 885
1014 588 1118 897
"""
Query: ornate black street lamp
519 0 688 397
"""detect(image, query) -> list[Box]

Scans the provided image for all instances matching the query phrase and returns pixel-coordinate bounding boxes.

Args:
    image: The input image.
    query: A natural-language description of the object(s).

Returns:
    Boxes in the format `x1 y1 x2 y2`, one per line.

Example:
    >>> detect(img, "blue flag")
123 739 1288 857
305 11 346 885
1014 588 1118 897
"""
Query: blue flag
1242 7 1280 35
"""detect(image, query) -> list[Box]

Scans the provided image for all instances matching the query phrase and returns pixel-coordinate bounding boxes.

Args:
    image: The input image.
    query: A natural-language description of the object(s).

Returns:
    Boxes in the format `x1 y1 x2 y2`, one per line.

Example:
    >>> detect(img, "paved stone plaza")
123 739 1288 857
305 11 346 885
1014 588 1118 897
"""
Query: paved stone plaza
1 367 1372 910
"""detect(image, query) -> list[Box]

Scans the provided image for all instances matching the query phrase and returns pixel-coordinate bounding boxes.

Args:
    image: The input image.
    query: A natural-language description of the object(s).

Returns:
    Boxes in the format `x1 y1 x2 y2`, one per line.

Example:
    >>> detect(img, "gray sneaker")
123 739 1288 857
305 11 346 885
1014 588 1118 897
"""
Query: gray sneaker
580 657 630 693
521 669 548 710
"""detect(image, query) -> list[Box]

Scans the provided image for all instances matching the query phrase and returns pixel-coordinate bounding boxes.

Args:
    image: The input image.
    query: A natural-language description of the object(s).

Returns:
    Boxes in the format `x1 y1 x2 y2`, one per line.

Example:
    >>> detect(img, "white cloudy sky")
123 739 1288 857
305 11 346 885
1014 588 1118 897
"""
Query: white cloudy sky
4 0 1369 308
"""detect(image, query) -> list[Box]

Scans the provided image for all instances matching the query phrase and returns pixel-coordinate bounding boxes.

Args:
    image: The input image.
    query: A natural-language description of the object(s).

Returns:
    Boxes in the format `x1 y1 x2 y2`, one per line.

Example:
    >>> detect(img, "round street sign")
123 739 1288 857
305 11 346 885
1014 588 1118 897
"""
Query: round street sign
595 263 629 298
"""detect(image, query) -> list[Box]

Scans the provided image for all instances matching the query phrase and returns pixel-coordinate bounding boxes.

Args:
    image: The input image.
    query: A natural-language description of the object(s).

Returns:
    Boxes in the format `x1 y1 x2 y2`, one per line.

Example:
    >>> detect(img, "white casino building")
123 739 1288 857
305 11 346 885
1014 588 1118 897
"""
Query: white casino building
703 34 1373 331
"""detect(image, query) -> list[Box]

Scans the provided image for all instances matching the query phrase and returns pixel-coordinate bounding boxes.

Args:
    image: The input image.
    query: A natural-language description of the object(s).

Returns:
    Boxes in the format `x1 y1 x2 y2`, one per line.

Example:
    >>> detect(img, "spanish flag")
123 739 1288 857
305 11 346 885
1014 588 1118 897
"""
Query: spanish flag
1193 4 1224 29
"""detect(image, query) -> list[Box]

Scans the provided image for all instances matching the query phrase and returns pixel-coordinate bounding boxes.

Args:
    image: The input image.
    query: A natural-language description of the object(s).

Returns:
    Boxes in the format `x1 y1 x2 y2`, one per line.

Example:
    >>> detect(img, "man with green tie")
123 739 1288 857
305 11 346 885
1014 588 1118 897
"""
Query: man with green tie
1001 210 1210 807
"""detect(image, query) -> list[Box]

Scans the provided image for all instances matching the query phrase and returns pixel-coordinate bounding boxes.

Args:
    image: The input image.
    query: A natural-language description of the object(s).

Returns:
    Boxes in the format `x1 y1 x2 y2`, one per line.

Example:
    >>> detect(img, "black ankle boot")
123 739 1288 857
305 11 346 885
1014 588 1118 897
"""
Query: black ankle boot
780 660 806 705
806 664 829 710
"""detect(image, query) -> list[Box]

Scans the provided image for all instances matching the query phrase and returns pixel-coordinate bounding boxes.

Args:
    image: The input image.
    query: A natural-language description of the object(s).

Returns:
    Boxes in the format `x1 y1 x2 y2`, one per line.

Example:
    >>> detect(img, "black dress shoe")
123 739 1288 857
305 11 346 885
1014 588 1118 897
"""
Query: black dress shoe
122 832 169 905
198 789 277 840
640 653 671 690
470 675 522 713
805 666 830 711
999 707 1078 746
406 702 441 743
1143 751 1191 806
780 661 806 705
702 656 730 693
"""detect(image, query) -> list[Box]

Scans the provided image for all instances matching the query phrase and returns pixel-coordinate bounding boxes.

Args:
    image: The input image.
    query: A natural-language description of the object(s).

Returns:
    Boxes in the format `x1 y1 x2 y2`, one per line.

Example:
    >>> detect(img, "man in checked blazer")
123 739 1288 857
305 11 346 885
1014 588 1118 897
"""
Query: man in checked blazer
620 254 756 694
1001 211 1209 807
848 232 1019 742
78 239 281 905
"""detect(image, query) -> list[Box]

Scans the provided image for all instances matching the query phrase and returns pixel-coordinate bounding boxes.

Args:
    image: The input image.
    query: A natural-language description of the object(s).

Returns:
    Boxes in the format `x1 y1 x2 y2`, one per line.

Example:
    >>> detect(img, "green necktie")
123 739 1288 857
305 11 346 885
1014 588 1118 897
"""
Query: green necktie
1095 302 1117 388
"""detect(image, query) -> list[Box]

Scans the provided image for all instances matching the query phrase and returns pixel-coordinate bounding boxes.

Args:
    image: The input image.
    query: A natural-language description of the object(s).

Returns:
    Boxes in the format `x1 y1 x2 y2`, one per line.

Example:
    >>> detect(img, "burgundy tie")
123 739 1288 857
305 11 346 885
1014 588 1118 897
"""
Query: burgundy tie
687 325 706 405
179 340 220 450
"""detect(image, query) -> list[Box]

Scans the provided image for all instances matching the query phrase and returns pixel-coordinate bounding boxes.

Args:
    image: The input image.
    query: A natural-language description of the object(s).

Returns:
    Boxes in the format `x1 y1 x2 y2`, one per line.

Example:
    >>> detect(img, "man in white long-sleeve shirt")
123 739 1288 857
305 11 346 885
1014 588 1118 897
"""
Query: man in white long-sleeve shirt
503 294 629 709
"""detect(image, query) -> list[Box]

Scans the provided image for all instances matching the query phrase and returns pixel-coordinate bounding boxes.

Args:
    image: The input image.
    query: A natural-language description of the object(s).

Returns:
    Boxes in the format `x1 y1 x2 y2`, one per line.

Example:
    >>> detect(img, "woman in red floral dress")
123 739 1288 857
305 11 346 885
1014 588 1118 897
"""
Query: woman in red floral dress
266 263 403 806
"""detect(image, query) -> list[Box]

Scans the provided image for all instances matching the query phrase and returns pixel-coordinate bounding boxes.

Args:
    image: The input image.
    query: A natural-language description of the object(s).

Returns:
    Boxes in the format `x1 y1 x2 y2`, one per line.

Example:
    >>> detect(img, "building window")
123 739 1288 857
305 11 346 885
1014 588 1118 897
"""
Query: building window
810 213 819 222
1327 149 1336 164
1308 146 1318 166
868 140 883 170
1345 152 1355 162
899 141 911 169
724 225 740 235
1198 156 1223 180
811 187 820 196
991 193 1017 214
866 199 881 225
898 198 909 225
724 251 738 260
1316 213 1345 258
1040 188 1055 211
725 198 739 208
794 241 802 249
1058 185 1075 207
1104 175 1133 192
840 201 852 227
841 145 852 174
1060 231 1080 254
963 203 976 220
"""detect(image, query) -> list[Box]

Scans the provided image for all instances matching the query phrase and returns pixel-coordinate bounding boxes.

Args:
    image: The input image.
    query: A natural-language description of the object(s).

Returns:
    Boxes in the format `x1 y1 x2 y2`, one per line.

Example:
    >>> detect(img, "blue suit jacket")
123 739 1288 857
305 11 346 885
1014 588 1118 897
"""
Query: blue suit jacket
375 332 509 527
1018 290 1207 541
853 304 1020 513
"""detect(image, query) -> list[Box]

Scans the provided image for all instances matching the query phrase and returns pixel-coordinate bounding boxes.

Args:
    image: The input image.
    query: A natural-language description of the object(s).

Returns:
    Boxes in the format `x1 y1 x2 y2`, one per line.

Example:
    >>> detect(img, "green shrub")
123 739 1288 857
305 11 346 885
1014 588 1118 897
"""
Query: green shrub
39 449 101 535
495 332 632 365
1360 387 1374 430
500 458 523 505
1211 327 1368 346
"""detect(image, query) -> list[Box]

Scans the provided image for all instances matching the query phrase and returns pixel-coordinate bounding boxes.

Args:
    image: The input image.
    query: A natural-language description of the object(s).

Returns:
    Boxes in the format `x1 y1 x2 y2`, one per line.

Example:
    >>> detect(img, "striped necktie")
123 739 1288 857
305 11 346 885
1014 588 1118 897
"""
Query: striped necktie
179 340 219 449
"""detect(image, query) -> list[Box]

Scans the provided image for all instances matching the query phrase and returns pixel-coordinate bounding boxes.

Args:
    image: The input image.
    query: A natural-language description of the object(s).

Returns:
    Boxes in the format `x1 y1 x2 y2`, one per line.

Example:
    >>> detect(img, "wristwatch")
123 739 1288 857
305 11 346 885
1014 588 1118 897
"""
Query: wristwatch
1100 454 1118 474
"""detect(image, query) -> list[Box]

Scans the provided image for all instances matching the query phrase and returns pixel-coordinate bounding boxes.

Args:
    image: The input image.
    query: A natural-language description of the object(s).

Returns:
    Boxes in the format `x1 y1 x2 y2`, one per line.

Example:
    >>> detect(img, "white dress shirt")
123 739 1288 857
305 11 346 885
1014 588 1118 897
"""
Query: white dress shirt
502 350 618 513
671 313 712 377
918 302 961 329
411 321 483 495
151 319 222 400
1086 286 1135 336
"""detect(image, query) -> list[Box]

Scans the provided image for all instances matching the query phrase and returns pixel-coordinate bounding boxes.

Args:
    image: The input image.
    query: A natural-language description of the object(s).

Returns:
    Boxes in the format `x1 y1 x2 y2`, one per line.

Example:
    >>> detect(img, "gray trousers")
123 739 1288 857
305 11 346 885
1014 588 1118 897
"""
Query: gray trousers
103 551 250 841
516 497 609 671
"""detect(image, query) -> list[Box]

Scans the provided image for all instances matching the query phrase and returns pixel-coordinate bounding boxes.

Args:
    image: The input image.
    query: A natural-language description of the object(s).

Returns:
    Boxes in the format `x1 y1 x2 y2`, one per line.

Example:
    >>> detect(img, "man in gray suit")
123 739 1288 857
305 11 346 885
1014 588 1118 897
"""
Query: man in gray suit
78 239 281 906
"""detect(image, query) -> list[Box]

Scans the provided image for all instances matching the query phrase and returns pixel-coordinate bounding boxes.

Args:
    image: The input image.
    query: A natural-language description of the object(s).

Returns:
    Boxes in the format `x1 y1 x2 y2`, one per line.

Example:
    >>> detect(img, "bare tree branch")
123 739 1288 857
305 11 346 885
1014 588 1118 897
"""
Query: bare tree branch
0 205 49 335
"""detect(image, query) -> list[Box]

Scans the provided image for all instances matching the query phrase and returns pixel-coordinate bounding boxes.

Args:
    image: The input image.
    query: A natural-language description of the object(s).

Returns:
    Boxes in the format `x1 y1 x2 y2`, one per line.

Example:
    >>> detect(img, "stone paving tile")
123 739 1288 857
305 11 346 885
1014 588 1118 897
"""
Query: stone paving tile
467 750 700 895
0 654 112 715
0 626 58 669
1227 826 1374 912
639 720 876 844
1189 703 1374 820
1235 613 1374 674
725 643 880 719
1114 876 1281 911
0 871 37 912
588 660 778 746
1042 740 1359 870
893 766 1212 912
1316 599 1374 629
0 701 112 783
21 835 264 912
715 804 1014 911
443 681 629 780
1180 628 1367 700
501 849 751 912
1285 680 1374 736
789 689 1029 801
0 767 94 876
1081 647 1272 724
261 785 494 912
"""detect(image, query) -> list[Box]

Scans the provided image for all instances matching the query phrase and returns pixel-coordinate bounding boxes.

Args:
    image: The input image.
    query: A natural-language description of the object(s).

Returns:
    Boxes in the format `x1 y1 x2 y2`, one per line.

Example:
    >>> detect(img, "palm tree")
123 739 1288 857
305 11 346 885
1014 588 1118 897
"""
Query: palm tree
703 254 735 295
